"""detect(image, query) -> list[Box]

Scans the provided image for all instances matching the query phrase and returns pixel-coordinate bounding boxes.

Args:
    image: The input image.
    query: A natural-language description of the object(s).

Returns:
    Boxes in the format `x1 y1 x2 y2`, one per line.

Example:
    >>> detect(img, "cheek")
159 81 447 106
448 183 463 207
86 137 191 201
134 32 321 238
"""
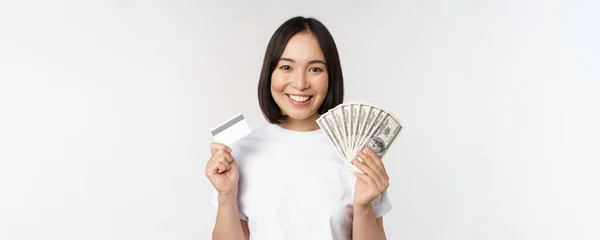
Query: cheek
270 72 286 94
312 75 329 96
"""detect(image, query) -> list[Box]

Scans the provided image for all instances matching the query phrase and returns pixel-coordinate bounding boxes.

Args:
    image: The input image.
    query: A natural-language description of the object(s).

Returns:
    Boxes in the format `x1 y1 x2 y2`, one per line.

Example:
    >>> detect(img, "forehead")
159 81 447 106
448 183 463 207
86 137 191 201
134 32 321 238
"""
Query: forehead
280 32 325 62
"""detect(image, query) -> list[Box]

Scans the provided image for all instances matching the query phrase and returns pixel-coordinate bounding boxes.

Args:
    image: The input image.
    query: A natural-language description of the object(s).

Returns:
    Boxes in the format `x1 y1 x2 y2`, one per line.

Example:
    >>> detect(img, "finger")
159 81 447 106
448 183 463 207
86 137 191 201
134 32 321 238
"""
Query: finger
210 142 232 155
217 149 234 163
352 157 383 189
365 147 389 181
216 156 231 170
209 149 233 166
215 161 230 174
353 171 376 186
356 150 386 184
357 150 384 176
207 161 228 175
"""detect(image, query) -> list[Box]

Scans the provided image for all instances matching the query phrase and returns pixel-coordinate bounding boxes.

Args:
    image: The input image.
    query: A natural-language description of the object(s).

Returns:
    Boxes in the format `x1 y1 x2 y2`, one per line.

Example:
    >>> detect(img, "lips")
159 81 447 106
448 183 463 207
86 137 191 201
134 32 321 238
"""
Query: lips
287 94 312 103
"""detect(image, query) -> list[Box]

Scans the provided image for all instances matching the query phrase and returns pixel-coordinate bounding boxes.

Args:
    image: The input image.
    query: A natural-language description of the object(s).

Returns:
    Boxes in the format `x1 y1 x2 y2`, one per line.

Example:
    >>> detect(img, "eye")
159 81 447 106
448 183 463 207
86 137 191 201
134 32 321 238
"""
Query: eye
279 65 292 71
309 67 323 72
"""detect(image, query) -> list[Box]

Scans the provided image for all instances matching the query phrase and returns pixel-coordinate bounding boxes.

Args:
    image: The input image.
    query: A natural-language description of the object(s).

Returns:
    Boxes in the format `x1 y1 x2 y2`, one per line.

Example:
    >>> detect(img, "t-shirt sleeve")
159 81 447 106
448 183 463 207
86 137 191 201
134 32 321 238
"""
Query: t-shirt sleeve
371 190 392 218
210 188 249 221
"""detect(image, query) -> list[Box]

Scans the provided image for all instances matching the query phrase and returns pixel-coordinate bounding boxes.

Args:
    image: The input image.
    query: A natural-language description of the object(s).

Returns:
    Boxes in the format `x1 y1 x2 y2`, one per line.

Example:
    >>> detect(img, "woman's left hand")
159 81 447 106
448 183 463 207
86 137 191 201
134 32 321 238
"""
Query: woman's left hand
351 147 390 207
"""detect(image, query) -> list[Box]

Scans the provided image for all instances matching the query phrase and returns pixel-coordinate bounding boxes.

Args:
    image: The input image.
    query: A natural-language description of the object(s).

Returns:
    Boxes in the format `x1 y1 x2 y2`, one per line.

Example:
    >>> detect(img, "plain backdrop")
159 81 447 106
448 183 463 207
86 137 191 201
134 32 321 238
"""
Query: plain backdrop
1 0 599 239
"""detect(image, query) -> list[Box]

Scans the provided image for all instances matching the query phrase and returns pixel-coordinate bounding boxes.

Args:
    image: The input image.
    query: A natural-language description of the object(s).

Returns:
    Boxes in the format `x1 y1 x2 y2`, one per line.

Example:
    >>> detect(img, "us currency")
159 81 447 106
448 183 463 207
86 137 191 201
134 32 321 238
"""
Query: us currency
321 113 347 161
317 101 403 173
350 104 359 154
357 106 380 153
331 107 348 156
353 104 369 153
350 106 383 168
342 104 352 154
351 112 403 173
360 107 385 149
341 105 378 172
317 117 346 164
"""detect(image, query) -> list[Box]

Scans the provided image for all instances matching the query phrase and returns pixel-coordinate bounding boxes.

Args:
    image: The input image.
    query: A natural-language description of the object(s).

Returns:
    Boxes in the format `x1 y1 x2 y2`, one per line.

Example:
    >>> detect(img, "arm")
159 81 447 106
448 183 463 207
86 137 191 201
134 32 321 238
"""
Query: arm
352 204 386 240
351 147 391 240
206 143 249 240
212 193 249 240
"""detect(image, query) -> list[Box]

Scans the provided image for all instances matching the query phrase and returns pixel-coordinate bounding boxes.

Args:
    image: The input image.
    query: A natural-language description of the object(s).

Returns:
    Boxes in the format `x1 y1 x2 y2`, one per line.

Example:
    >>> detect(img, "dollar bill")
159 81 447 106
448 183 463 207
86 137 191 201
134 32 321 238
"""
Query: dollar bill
317 117 346 164
350 104 359 154
347 112 402 173
331 107 348 155
353 104 369 153
342 104 352 154
321 112 347 161
357 106 379 153
358 107 385 151
317 101 403 173
357 112 402 160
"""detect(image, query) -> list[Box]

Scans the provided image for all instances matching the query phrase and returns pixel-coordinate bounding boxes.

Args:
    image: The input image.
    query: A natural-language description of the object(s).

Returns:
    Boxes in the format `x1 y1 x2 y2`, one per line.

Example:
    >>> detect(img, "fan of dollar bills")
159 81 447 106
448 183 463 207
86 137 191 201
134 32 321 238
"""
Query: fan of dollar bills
316 101 403 173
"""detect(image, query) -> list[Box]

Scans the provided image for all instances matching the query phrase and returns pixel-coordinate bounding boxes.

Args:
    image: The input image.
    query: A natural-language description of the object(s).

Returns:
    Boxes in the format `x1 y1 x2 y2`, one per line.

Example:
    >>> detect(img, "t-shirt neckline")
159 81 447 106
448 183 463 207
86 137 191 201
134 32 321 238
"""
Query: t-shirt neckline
268 123 325 139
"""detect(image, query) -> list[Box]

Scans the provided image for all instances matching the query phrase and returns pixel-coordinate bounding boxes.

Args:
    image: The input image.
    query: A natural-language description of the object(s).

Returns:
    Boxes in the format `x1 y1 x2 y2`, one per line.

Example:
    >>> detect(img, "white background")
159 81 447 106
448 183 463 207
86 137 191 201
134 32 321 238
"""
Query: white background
1 0 599 239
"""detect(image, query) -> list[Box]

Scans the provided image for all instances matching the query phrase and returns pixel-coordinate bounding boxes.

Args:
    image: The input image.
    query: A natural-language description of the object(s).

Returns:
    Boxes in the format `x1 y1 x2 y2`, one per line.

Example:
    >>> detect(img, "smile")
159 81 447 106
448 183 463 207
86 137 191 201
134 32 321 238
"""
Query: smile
286 94 313 104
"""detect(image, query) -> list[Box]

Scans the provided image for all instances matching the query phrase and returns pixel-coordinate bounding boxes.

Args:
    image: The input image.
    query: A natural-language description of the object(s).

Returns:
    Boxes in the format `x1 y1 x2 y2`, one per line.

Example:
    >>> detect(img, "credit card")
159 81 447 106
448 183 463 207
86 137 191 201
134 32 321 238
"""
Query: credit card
209 113 251 146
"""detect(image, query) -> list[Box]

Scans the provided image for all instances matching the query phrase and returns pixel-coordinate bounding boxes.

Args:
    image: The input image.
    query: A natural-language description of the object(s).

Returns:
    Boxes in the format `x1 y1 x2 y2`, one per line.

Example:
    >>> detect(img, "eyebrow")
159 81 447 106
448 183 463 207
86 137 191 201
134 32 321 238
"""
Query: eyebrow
279 57 327 66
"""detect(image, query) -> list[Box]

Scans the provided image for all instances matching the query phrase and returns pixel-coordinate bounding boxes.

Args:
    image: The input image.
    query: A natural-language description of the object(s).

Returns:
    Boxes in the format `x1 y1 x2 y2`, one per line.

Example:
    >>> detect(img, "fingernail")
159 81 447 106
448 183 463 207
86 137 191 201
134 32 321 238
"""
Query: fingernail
227 147 232 153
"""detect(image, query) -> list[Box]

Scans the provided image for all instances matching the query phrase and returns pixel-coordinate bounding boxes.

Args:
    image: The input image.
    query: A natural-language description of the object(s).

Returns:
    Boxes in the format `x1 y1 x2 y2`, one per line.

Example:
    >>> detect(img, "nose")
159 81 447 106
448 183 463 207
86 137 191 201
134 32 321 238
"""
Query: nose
291 71 309 90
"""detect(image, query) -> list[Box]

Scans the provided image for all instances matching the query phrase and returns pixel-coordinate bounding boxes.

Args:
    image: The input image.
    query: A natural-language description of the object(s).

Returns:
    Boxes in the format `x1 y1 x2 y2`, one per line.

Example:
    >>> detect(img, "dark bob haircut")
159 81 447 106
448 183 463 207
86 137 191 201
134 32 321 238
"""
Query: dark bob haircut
257 16 344 124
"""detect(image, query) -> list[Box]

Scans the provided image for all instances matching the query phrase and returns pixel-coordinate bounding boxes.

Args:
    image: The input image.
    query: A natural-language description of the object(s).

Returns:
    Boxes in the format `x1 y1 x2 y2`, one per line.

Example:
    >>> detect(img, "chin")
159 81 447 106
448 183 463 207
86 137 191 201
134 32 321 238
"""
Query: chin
284 110 317 121
285 114 311 121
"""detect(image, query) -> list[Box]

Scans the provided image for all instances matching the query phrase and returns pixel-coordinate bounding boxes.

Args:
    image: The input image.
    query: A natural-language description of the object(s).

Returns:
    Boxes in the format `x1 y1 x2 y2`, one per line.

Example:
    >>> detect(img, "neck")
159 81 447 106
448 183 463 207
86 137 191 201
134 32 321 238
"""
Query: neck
277 114 320 132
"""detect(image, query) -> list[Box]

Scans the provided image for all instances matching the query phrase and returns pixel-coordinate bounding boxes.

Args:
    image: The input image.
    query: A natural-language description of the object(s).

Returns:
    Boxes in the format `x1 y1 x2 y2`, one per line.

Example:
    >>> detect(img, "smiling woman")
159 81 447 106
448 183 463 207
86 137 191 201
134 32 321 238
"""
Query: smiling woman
205 16 391 240
269 32 330 131
257 16 344 130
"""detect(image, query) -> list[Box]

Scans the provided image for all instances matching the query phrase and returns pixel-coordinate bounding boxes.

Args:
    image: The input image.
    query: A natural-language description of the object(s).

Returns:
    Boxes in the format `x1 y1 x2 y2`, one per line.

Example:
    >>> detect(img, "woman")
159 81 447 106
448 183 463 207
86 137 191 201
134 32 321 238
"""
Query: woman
205 16 391 240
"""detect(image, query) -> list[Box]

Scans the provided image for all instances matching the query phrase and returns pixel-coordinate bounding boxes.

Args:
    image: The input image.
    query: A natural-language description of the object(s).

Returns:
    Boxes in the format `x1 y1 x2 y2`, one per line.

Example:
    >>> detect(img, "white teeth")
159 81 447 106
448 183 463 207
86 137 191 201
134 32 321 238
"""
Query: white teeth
288 95 310 102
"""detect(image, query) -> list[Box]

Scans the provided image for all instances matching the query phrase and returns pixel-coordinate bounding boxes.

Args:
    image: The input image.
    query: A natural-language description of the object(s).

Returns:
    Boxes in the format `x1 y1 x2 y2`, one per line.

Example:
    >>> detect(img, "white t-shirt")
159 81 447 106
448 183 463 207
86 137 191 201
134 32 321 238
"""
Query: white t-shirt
211 123 392 239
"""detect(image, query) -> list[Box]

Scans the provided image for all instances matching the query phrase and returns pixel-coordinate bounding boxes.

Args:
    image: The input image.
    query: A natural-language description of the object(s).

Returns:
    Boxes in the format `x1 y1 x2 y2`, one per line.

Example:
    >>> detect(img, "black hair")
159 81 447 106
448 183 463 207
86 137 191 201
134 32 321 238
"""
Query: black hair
257 16 344 124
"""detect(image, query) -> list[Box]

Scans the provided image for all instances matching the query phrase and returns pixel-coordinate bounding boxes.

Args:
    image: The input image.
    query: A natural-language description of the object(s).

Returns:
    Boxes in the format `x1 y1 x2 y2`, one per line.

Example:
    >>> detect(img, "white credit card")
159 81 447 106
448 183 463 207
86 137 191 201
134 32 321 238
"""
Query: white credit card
209 113 252 146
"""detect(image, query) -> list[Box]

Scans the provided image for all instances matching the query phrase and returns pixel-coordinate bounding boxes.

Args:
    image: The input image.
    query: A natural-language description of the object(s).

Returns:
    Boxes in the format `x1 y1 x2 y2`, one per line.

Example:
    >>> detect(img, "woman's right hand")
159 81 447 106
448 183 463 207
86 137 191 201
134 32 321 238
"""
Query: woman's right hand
205 142 239 197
